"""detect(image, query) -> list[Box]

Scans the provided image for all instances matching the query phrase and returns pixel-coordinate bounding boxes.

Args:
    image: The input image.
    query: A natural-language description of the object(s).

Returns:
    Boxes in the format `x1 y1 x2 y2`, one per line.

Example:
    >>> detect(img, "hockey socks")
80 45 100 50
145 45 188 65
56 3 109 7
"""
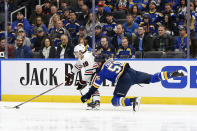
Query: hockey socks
111 95 133 106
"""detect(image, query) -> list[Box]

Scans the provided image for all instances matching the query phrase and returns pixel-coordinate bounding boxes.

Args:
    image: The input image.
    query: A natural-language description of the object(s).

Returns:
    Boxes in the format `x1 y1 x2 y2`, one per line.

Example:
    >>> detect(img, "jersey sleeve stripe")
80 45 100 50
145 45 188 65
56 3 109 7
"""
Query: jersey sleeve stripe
86 68 95 72
85 71 94 74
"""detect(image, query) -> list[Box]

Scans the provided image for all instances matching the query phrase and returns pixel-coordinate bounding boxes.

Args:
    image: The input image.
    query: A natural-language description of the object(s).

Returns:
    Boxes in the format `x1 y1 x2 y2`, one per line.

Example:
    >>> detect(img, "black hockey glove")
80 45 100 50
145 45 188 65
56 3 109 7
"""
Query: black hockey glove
65 73 74 85
169 70 185 77
76 79 87 90
81 93 92 103
81 86 97 103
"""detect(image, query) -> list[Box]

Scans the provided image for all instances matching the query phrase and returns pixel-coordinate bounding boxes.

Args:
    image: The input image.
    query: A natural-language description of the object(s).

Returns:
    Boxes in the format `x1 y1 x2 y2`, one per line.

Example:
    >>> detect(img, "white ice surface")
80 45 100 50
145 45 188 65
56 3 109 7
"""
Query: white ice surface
0 102 197 131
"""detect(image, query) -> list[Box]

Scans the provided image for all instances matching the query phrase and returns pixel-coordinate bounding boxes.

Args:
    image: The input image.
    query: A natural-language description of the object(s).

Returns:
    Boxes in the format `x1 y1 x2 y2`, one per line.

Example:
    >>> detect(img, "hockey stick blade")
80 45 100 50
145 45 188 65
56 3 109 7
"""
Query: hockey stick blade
0 106 16 109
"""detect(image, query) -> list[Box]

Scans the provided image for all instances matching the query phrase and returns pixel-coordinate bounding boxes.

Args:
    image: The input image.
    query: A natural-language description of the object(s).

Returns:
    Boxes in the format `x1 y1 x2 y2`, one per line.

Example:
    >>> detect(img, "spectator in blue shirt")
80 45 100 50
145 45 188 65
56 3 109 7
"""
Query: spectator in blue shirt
65 10 80 39
103 12 117 37
116 37 135 58
12 12 31 38
123 13 139 37
146 1 163 26
128 4 142 24
96 36 115 58
174 25 188 54
15 36 32 58
139 14 157 35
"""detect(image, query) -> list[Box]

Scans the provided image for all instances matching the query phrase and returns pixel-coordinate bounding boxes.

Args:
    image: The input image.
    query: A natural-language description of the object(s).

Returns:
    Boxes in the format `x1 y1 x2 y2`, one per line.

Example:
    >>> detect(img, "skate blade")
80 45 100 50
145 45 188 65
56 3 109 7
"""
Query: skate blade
86 107 100 110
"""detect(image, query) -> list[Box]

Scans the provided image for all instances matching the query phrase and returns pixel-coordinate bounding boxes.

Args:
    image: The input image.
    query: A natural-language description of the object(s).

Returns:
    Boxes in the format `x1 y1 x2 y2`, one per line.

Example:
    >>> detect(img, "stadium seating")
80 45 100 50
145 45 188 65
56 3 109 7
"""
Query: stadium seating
135 51 143 58
31 52 41 58
143 51 164 58
164 51 186 58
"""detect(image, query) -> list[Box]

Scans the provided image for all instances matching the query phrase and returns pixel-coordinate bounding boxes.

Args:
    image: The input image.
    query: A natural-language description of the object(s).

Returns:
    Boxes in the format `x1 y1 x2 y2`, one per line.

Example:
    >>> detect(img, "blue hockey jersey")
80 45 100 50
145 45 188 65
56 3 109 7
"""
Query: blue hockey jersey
92 59 126 88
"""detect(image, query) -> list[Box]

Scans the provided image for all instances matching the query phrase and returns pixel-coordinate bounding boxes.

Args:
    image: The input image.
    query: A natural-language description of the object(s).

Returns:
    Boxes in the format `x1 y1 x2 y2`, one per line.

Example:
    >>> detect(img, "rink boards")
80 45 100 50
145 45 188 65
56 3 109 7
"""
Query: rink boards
1 59 197 105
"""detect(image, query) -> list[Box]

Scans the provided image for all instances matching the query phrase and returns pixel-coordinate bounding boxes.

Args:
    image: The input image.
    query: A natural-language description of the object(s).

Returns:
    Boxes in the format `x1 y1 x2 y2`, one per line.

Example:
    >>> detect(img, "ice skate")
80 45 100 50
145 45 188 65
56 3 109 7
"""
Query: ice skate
132 97 141 112
87 100 100 110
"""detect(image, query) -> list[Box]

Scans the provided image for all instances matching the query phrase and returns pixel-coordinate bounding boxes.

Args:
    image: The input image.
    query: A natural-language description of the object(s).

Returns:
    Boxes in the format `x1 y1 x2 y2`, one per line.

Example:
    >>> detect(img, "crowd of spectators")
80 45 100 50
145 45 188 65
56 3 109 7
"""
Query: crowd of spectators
0 0 197 59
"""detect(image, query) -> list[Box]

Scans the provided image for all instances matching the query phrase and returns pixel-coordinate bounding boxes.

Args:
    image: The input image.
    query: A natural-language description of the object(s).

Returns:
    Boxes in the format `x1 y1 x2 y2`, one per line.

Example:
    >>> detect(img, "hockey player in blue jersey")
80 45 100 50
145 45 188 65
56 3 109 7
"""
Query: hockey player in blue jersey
81 55 186 111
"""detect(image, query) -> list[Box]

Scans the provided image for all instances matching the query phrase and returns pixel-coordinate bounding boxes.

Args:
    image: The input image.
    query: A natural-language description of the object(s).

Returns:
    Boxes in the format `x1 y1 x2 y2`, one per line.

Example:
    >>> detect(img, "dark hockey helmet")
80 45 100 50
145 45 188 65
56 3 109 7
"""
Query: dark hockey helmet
94 54 107 63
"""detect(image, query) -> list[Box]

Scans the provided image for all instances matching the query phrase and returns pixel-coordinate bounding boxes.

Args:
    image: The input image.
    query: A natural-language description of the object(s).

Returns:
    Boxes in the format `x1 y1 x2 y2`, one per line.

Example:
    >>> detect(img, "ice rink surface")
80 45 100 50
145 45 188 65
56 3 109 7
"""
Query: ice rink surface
0 102 197 131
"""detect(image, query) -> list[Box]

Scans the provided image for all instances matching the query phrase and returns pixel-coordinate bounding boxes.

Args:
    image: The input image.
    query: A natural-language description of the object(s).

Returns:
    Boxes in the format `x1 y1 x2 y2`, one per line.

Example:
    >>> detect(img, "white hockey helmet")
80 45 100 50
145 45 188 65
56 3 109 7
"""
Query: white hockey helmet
74 44 86 53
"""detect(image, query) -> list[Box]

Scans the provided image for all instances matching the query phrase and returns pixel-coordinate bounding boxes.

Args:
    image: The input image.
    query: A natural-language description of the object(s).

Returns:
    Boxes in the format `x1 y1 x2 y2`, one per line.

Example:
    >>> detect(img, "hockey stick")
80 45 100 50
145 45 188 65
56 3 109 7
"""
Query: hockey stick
4 83 64 109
